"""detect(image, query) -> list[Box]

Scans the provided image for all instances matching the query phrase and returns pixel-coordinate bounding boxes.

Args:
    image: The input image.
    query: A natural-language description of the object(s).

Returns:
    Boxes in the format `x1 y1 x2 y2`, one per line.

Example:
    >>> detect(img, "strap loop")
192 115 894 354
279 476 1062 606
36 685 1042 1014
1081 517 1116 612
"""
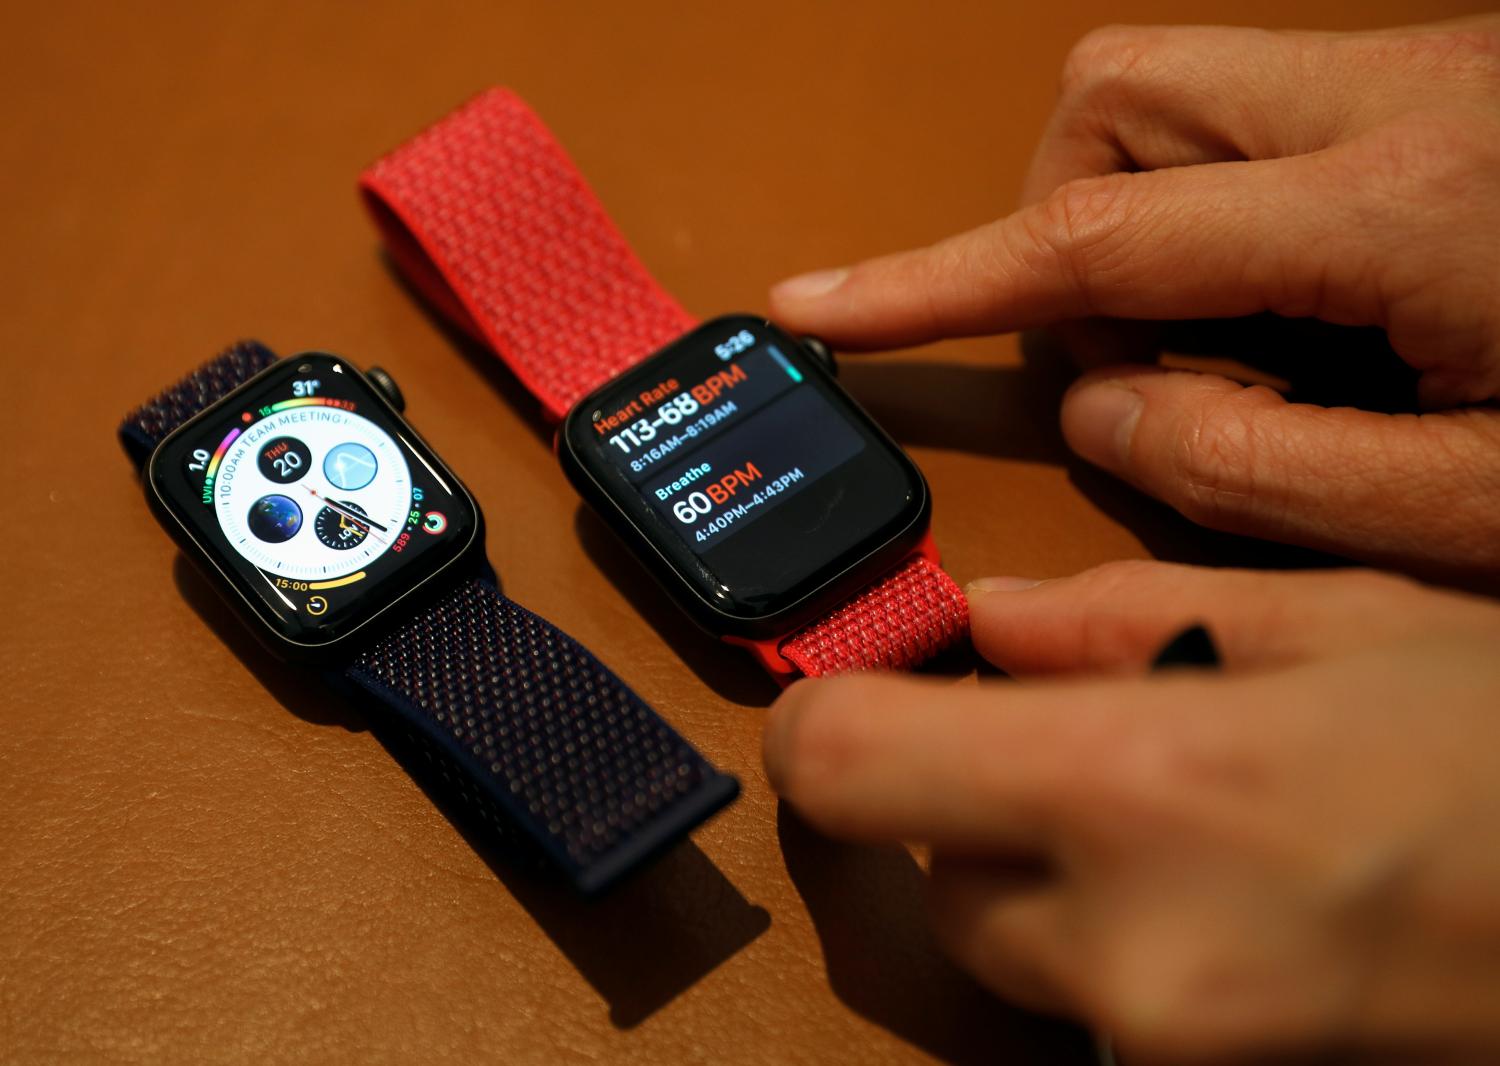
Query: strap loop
360 88 695 421
361 88 971 676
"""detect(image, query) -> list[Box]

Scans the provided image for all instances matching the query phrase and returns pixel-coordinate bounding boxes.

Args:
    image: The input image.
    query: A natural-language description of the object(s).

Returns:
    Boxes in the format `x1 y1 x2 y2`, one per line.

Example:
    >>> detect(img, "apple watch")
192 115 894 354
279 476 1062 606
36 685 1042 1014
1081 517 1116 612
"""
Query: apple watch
359 89 969 677
120 341 738 895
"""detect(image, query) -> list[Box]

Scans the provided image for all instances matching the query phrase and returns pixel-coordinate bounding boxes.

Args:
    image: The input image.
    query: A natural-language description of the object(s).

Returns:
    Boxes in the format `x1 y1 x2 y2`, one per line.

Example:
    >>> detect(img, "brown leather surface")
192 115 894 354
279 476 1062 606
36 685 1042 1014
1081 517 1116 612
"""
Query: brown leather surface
2 2 1486 1062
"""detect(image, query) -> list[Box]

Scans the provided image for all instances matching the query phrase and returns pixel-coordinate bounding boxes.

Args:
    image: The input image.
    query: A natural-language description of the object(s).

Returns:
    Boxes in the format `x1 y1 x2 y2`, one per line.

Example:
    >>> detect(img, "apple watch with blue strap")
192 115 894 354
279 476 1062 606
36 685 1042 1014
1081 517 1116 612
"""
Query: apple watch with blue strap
121 341 738 895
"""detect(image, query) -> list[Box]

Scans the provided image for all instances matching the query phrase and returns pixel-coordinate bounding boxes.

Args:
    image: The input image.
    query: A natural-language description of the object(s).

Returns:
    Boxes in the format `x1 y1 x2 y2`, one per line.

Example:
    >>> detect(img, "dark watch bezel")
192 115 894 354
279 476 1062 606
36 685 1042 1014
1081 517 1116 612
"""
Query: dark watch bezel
143 353 486 665
558 315 931 642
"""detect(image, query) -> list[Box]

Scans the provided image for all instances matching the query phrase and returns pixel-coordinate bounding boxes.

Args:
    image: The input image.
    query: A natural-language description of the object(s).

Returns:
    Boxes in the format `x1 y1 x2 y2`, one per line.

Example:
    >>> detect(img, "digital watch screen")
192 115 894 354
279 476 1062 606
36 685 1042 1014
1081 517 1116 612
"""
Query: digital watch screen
147 353 481 650
560 315 929 636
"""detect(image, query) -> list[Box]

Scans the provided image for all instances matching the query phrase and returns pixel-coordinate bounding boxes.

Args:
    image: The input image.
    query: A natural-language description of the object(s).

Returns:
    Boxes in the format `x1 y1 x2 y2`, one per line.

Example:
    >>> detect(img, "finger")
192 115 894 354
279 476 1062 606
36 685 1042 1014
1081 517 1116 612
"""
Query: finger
927 854 1075 1015
1022 24 1355 206
762 670 1223 852
769 152 1376 353
1059 367 1500 587
1019 26 1356 372
966 559 1491 678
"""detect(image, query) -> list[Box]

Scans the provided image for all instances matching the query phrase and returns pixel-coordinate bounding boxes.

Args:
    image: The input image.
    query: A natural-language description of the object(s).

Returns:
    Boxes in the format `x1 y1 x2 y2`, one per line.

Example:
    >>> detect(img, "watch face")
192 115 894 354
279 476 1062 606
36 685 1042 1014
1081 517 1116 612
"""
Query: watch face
560 315 928 636
147 353 480 652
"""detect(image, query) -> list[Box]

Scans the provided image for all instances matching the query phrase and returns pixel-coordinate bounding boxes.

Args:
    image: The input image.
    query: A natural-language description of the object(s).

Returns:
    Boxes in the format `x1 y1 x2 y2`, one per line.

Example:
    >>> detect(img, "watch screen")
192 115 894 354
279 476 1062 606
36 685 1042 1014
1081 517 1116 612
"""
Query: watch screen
148 354 479 648
561 316 927 629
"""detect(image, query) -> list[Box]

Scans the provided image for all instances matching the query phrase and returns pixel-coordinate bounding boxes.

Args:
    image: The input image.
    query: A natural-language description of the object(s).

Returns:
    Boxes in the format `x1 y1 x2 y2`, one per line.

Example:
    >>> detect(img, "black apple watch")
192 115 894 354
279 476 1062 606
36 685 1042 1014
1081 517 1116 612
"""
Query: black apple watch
556 315 931 642
121 341 738 895
358 89 971 679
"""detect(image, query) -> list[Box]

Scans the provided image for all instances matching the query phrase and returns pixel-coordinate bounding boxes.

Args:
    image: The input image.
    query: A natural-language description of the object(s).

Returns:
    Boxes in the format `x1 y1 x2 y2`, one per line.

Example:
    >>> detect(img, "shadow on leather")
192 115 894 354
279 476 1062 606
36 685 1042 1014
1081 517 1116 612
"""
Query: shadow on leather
572 501 977 702
777 805 1096 1065
378 713 771 1029
573 504 786 707
173 553 769 1029
173 555 365 730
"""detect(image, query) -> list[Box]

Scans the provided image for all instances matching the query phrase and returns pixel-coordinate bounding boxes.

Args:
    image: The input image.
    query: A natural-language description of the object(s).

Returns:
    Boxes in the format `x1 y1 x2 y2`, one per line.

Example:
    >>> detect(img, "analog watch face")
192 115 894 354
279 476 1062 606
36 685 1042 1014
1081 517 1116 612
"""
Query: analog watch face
212 409 412 580
149 353 479 650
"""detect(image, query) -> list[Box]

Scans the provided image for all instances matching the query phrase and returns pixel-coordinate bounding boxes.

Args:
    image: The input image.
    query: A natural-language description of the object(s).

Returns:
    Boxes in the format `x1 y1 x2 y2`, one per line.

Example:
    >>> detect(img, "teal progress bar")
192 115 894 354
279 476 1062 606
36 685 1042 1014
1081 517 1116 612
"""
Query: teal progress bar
767 345 803 383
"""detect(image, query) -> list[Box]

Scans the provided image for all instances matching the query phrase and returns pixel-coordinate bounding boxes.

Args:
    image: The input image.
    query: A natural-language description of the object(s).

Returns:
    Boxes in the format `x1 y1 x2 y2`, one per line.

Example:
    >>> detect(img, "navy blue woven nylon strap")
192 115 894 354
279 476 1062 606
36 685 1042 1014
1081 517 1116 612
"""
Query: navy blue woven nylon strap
118 340 279 469
345 577 738 894
123 342 737 894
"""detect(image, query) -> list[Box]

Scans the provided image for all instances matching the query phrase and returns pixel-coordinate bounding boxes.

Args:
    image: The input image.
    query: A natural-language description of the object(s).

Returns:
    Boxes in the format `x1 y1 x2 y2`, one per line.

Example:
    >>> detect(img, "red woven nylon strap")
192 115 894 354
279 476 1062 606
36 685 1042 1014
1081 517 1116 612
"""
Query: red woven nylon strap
780 556 970 676
359 88 695 421
360 88 969 675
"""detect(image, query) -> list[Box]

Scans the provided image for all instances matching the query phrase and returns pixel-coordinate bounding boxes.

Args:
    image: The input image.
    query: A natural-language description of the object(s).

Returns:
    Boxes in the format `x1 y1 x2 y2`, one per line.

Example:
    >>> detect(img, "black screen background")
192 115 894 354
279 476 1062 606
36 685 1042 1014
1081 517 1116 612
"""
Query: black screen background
563 317 928 630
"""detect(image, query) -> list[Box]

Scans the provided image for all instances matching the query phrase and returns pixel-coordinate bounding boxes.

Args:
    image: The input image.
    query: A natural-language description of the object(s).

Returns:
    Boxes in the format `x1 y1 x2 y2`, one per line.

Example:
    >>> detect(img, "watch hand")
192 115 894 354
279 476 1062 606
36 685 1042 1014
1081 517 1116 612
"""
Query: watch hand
303 485 390 536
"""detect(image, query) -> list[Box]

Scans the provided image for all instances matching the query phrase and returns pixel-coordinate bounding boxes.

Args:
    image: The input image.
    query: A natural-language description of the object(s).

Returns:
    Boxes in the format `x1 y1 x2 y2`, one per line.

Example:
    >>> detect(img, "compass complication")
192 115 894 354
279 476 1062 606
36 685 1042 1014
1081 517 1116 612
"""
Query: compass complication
323 442 378 491
151 354 478 643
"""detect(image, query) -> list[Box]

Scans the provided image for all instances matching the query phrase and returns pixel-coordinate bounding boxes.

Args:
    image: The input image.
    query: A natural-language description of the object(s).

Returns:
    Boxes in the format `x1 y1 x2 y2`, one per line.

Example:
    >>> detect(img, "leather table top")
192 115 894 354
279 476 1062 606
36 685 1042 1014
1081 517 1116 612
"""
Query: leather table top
2 1 1484 1061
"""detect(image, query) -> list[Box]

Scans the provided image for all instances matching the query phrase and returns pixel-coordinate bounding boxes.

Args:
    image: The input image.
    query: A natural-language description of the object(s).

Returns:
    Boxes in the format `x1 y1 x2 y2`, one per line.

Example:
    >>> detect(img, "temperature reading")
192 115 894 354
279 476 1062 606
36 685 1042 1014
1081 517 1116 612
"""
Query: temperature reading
293 379 321 397
187 448 211 473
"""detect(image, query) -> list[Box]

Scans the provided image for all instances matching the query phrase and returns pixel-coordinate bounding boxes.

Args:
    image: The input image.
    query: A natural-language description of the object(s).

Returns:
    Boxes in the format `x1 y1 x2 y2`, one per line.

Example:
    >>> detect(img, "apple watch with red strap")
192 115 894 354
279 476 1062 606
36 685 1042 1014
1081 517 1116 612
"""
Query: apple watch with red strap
359 89 968 677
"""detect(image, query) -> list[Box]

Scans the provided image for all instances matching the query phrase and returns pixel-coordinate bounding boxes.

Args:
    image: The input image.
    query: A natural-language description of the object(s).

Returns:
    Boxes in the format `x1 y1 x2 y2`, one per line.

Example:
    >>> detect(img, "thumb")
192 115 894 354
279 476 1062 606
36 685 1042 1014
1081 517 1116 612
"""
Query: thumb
1061 366 1500 584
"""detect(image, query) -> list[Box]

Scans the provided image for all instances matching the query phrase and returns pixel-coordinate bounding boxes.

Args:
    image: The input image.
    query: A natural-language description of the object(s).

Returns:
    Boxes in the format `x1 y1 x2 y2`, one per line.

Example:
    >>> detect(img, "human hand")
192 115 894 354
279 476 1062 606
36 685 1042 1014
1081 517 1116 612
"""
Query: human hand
769 19 1500 589
763 562 1500 1063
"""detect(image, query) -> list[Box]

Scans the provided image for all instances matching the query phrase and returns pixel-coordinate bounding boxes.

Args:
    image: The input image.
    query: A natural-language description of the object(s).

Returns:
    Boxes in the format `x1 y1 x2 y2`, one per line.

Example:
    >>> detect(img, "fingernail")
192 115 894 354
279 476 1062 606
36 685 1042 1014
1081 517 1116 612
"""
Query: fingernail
966 576 1044 593
1062 377 1144 475
772 267 850 302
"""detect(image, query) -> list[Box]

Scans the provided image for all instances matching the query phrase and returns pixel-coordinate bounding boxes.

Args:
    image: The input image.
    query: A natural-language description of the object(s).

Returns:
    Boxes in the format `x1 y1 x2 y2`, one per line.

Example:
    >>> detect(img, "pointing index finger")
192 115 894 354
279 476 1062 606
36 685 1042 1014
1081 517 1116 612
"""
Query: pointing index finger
770 152 1374 352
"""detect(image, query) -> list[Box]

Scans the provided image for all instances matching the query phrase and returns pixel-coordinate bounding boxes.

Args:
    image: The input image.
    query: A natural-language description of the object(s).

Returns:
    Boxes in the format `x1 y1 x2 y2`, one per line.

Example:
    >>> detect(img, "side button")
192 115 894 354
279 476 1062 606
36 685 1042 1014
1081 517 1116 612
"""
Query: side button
799 336 837 377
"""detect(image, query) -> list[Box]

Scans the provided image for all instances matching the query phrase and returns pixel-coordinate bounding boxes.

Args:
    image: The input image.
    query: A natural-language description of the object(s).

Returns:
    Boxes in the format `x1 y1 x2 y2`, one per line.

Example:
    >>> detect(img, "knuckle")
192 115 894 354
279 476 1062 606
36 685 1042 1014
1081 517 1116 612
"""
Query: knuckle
1027 175 1136 308
1083 557 1166 594
1442 25 1500 81
1167 387 1286 530
1059 24 1158 97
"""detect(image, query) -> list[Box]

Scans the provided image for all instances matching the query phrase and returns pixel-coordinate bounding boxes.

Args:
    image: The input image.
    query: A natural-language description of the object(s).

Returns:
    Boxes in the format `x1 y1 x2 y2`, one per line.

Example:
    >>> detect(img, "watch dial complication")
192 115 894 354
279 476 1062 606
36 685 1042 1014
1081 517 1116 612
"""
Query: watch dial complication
150 354 479 648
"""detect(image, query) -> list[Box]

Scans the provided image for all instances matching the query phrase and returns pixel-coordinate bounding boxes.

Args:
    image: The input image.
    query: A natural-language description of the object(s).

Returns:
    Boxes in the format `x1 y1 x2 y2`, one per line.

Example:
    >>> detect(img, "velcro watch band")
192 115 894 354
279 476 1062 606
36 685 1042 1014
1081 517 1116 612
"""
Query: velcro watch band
777 555 970 676
122 343 737 894
360 88 695 422
119 340 278 466
360 88 969 677
347 576 737 894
